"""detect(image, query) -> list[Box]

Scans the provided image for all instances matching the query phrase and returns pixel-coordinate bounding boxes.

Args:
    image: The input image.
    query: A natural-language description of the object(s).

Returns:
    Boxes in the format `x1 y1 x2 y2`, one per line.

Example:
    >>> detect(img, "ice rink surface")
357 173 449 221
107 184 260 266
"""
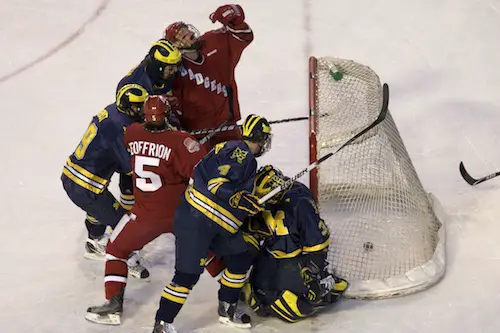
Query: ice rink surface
1 0 500 332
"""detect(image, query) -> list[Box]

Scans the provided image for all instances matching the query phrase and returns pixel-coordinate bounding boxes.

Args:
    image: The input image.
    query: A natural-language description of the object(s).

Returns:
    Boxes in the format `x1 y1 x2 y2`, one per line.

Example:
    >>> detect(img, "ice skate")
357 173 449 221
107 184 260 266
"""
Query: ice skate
218 300 251 328
84 235 108 261
152 320 178 333
85 294 123 325
127 251 150 280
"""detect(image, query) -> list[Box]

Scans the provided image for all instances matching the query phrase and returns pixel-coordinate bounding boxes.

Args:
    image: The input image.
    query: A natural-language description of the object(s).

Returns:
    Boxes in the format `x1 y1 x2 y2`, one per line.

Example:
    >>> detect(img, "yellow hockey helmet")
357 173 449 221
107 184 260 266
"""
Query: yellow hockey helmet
254 164 290 202
149 39 182 65
242 114 272 157
116 84 149 118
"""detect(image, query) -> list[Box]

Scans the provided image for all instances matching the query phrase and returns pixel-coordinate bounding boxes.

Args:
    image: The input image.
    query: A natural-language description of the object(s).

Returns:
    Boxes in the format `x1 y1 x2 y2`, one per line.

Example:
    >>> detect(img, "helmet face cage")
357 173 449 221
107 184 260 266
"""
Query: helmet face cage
242 114 272 157
166 22 201 51
255 165 286 202
257 133 272 157
149 40 182 81
116 85 148 119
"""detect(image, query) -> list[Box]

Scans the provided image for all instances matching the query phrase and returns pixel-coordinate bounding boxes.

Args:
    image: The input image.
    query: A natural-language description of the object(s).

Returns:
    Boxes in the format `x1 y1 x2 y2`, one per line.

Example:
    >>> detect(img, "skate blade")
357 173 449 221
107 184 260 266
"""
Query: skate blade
218 316 251 329
128 268 151 281
84 252 106 261
85 312 121 325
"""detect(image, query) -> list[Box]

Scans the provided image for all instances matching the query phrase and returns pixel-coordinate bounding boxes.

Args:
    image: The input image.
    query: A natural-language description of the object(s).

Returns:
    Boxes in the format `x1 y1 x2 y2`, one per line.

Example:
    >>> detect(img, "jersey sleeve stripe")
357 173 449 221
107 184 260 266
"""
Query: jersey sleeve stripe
185 186 243 234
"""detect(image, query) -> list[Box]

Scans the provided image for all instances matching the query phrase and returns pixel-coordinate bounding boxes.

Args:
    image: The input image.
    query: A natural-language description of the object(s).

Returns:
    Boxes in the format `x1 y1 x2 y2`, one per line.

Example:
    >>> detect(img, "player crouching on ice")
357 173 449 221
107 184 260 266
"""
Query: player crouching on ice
240 165 349 323
152 115 272 333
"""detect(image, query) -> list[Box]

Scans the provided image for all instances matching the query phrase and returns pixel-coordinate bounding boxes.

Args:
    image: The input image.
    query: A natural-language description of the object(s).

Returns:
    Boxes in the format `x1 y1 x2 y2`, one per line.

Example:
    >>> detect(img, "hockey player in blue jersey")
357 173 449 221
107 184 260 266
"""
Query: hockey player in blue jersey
152 114 272 333
61 84 149 278
117 39 181 97
240 165 349 323
117 39 182 129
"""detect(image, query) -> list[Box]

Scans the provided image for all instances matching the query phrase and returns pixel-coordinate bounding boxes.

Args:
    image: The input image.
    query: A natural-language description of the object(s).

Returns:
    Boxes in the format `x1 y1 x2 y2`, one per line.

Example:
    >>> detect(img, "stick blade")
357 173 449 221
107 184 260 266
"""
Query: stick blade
459 161 479 185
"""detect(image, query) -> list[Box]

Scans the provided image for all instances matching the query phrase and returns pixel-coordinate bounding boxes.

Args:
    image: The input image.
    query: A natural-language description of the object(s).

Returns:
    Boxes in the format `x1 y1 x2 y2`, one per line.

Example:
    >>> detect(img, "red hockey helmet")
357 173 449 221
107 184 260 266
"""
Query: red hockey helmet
143 95 169 124
164 21 201 51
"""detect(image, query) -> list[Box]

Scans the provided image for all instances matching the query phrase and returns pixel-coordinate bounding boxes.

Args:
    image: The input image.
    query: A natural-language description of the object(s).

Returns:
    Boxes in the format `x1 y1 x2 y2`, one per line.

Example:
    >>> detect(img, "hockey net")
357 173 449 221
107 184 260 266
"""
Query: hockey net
309 56 445 299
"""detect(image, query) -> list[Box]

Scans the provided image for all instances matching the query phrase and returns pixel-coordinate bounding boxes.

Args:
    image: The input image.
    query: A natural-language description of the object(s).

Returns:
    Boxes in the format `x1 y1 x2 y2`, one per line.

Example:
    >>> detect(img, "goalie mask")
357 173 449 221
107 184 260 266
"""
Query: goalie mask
116 84 149 120
242 114 272 157
254 165 291 203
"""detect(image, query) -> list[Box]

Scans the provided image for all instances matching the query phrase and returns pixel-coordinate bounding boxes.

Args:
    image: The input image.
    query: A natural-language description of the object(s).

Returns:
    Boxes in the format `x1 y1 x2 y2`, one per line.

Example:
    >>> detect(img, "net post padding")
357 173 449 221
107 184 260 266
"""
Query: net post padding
309 56 446 299
309 56 319 201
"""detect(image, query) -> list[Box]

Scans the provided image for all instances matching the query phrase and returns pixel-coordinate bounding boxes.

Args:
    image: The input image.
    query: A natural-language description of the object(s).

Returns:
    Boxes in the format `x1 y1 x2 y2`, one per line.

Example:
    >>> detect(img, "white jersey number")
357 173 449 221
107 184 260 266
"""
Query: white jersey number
135 156 162 192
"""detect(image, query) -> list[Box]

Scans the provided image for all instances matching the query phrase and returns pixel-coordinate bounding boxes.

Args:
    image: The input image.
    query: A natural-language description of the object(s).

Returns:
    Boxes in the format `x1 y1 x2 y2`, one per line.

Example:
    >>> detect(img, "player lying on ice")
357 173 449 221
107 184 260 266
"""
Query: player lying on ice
240 165 349 323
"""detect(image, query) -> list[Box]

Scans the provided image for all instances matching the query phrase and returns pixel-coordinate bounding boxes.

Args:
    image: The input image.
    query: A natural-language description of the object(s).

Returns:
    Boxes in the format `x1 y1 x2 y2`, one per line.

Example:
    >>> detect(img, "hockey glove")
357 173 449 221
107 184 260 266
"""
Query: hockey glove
209 4 245 26
229 191 264 215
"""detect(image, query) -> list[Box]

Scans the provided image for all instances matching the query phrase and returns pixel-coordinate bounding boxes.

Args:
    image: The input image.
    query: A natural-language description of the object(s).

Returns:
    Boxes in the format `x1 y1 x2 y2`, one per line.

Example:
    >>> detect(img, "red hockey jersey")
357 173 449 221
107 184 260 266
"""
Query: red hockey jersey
173 24 253 132
124 123 207 219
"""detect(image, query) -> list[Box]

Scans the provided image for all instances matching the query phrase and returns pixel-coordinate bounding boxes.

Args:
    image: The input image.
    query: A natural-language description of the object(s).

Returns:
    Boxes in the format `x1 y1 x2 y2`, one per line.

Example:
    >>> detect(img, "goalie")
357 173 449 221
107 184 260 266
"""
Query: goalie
241 165 349 323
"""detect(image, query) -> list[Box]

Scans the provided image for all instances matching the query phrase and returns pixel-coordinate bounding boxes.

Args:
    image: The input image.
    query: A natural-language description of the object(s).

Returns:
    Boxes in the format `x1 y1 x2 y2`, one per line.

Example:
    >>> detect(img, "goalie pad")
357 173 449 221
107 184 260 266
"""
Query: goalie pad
269 290 312 323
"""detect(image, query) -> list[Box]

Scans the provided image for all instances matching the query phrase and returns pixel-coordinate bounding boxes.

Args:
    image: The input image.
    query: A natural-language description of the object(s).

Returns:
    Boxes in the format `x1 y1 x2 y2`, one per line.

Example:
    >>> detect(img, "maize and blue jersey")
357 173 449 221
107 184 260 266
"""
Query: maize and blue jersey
251 182 330 259
62 104 134 194
116 60 174 96
185 141 257 234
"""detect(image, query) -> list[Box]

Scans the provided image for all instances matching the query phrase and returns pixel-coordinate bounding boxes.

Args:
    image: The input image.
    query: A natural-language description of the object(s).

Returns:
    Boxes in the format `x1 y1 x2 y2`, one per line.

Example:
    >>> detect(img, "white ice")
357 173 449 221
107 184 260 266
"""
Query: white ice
1 0 500 332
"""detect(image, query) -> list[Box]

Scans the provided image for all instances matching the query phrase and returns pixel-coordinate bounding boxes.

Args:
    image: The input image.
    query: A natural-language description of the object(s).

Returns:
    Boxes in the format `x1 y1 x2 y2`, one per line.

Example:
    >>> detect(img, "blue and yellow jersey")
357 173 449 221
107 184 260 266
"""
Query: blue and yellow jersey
186 141 257 234
116 60 173 96
250 182 330 259
62 104 135 194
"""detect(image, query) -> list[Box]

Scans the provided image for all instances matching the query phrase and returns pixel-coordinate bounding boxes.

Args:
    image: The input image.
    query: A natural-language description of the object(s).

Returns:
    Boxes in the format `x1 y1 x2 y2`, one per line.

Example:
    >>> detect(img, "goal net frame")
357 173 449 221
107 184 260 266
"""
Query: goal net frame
308 56 446 299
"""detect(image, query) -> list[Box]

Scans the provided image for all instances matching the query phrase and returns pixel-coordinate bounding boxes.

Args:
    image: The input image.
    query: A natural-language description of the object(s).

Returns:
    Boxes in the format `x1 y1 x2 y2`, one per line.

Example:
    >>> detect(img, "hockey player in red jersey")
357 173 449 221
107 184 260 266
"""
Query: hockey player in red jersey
164 4 254 149
85 95 207 326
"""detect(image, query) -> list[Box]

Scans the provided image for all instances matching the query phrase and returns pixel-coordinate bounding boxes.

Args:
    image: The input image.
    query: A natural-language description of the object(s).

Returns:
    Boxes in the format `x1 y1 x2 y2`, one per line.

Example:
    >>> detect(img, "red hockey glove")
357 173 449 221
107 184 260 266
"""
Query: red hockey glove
209 4 245 26
163 95 180 110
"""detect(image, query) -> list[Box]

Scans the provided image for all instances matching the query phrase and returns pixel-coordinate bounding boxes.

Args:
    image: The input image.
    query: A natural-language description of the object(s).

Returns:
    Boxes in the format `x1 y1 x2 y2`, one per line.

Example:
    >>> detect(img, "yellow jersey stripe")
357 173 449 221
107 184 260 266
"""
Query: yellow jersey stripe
268 247 303 259
302 238 330 253
185 186 243 234
62 168 103 194
66 158 108 185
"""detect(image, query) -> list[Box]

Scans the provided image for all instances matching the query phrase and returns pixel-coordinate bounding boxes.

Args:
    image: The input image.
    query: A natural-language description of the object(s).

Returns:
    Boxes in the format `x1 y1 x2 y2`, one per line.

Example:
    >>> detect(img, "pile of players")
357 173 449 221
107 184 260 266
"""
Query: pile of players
60 4 348 333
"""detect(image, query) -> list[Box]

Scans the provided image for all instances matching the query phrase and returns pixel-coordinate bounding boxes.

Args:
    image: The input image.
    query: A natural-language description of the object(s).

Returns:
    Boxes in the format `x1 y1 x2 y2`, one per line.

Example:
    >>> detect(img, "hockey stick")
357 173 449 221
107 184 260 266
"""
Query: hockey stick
189 115 321 136
459 161 500 186
259 83 390 204
199 120 229 145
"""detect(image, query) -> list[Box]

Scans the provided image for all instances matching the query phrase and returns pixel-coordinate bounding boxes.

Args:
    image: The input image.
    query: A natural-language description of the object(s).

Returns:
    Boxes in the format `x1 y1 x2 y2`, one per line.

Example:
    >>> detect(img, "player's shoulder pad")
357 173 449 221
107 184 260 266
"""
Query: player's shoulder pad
182 136 201 154
227 141 253 162
283 182 315 204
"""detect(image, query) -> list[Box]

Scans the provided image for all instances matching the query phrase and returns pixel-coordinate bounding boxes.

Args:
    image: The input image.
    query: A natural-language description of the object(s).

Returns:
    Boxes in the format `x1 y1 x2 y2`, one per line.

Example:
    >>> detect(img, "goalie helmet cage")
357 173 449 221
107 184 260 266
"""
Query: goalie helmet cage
308 56 446 299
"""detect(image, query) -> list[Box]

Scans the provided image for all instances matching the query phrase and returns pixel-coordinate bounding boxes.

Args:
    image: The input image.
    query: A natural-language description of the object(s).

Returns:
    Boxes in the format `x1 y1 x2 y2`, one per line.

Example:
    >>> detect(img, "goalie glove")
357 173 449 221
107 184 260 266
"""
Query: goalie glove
229 191 264 215
209 4 245 27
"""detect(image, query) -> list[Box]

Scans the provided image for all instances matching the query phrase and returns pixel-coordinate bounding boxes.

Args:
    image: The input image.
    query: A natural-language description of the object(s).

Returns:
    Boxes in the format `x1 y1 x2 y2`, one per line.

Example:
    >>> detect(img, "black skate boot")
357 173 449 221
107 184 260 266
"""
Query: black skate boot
152 320 178 333
218 300 251 328
85 292 124 325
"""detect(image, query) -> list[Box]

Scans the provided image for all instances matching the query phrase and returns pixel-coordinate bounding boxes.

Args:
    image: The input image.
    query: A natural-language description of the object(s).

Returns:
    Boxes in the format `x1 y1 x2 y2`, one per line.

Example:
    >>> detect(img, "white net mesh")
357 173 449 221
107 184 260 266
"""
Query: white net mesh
312 57 445 299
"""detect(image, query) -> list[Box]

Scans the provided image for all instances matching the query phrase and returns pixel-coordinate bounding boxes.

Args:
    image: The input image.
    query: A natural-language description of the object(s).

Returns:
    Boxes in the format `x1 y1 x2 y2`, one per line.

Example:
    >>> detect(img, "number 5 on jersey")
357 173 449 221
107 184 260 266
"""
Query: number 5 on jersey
135 156 162 192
